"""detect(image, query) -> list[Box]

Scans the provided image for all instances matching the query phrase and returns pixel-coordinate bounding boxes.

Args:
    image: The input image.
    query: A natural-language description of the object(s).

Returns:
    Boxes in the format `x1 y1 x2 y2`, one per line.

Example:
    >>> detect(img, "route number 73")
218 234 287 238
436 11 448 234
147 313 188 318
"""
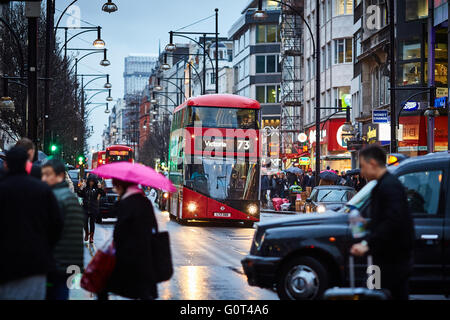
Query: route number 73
237 140 250 151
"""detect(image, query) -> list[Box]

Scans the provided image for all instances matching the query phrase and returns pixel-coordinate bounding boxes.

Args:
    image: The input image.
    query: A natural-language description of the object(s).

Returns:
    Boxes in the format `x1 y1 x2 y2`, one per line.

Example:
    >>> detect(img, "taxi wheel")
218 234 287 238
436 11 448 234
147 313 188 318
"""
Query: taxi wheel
276 256 329 300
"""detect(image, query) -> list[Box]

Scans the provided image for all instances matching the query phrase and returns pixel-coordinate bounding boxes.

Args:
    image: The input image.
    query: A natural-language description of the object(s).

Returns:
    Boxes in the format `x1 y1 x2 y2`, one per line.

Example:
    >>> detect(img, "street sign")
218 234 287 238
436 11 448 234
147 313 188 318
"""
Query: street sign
436 87 448 98
434 96 447 108
404 101 419 111
372 110 389 123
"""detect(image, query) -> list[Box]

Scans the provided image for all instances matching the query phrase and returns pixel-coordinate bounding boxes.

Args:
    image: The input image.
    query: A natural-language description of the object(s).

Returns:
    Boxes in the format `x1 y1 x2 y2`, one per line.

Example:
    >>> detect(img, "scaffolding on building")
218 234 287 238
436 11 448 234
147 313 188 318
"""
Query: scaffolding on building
279 0 304 159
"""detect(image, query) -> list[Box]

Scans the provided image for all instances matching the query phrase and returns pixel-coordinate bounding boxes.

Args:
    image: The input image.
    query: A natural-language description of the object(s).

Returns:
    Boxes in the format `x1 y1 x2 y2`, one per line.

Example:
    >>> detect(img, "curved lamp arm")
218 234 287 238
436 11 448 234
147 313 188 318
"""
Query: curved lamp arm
69 50 103 74
153 91 178 107
54 0 79 36
57 29 96 57
173 33 216 71
160 78 187 100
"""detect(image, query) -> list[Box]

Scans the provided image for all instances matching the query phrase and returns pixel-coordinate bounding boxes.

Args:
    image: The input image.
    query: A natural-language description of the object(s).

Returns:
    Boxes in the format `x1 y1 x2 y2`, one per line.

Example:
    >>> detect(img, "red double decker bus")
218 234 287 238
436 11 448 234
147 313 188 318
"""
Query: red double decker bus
105 145 134 164
168 94 261 227
91 151 106 169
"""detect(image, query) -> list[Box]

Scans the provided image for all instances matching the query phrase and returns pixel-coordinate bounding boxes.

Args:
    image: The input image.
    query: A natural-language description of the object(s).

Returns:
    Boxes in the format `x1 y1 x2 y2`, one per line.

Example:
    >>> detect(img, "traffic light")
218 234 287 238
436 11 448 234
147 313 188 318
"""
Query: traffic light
50 144 57 152
78 156 84 166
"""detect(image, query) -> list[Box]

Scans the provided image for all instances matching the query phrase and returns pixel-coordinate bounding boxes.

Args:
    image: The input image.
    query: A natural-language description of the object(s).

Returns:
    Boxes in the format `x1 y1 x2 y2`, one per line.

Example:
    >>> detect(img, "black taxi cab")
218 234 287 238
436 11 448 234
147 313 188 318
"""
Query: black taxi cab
242 151 450 300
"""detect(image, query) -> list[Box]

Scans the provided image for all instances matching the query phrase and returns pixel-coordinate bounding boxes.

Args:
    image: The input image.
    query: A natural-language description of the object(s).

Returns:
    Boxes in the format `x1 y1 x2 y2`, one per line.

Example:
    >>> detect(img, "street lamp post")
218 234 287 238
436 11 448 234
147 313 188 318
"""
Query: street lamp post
388 0 397 153
26 1 41 150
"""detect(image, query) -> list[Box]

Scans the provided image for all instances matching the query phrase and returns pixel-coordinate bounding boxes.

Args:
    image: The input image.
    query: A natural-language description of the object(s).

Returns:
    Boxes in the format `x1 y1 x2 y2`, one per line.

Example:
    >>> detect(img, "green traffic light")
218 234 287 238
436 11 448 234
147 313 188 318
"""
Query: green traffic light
51 145 57 152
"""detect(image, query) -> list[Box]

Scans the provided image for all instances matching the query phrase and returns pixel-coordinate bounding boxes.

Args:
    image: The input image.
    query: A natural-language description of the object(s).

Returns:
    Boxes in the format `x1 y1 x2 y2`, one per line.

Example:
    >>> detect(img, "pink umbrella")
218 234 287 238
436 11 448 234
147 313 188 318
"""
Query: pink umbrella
92 162 176 192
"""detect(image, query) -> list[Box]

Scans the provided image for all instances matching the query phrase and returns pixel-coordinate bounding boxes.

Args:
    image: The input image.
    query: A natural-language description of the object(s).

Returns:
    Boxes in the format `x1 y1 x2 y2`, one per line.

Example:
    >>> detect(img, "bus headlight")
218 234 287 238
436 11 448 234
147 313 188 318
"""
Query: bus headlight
187 202 197 212
317 204 326 213
248 204 258 215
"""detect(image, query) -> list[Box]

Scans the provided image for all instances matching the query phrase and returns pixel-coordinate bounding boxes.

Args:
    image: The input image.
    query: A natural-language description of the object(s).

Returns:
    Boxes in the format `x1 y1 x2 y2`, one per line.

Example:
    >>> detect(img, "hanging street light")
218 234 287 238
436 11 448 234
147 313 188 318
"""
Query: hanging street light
160 53 171 71
102 0 118 13
106 89 113 101
154 78 163 91
252 0 269 20
165 31 176 52
0 97 15 111
93 26 106 48
100 49 111 66
104 74 112 88
105 104 110 113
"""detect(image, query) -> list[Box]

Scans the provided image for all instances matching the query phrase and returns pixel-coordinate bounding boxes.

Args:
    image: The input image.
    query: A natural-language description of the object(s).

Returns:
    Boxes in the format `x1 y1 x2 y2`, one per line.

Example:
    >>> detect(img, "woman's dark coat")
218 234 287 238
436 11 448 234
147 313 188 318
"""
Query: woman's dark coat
107 193 159 299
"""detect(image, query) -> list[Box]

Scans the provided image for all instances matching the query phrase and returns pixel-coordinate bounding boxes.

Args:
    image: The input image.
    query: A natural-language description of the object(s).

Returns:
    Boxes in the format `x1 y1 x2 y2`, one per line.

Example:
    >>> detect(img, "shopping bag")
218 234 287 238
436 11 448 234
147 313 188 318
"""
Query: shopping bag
80 237 116 293
151 230 173 283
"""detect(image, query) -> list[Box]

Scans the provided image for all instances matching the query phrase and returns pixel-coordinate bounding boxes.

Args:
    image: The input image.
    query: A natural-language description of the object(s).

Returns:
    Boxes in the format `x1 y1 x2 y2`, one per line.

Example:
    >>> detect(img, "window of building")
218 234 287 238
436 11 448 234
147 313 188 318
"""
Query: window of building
307 58 311 80
256 85 281 103
399 62 421 85
354 32 362 61
336 0 353 15
327 42 332 68
334 38 352 64
327 0 332 20
256 86 265 103
256 24 280 43
405 0 428 21
321 46 326 72
256 56 266 73
333 87 350 110
255 55 280 73
401 41 421 60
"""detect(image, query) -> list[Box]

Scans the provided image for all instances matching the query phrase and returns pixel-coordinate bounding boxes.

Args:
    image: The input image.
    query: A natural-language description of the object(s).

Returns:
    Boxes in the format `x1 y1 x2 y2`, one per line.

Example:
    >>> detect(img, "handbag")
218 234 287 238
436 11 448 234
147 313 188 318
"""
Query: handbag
80 237 116 293
151 226 173 283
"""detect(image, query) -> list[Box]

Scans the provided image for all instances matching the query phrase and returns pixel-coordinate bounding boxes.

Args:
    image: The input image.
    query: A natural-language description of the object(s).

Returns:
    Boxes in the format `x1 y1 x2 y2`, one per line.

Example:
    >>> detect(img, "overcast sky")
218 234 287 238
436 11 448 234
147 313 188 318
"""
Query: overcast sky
55 0 247 151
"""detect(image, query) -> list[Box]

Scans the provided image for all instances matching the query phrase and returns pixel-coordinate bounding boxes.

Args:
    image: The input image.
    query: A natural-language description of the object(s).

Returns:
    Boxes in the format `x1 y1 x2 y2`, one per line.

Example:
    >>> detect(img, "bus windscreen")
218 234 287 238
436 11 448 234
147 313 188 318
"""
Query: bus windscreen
185 107 258 129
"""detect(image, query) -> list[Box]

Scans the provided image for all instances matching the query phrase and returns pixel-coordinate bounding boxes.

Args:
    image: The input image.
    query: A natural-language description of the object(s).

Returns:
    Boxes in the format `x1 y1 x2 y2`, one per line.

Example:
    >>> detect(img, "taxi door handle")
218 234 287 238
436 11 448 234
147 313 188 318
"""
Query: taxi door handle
420 234 439 240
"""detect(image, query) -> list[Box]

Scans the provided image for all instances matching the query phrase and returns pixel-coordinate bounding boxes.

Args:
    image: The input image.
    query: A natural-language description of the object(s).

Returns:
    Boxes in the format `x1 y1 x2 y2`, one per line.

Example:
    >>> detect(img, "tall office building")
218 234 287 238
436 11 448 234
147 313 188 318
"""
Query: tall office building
124 55 158 99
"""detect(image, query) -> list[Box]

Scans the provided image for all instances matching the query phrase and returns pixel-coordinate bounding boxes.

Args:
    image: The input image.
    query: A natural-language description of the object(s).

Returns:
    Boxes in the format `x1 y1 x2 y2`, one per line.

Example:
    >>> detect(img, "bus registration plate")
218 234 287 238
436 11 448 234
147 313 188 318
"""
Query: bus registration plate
214 212 231 217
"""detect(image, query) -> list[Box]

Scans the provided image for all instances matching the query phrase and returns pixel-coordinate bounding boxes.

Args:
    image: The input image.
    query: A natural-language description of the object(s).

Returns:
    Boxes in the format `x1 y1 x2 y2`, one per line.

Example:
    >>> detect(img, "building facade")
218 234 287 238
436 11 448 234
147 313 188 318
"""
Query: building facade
352 0 448 160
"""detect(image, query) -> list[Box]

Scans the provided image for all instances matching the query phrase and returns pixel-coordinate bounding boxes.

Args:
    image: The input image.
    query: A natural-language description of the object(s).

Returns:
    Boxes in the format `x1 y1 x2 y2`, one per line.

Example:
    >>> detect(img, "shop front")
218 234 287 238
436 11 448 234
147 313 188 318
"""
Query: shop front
359 114 448 157
306 118 352 173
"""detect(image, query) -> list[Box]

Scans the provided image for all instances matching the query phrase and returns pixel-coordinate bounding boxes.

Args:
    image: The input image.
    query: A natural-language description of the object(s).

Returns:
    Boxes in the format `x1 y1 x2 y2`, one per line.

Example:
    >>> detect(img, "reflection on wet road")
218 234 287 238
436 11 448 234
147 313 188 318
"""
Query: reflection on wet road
70 208 280 300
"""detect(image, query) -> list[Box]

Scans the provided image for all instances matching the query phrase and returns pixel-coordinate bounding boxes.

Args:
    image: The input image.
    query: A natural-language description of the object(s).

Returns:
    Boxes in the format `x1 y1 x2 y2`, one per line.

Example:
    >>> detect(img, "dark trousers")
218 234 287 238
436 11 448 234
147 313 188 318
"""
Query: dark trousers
261 190 268 207
377 259 412 300
46 271 69 300
84 209 96 234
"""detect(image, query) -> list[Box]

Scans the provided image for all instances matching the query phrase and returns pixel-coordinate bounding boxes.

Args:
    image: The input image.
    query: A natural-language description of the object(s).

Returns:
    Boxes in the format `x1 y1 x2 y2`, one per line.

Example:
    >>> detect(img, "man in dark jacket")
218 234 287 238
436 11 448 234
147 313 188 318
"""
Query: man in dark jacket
42 159 84 300
0 147 62 299
350 145 414 300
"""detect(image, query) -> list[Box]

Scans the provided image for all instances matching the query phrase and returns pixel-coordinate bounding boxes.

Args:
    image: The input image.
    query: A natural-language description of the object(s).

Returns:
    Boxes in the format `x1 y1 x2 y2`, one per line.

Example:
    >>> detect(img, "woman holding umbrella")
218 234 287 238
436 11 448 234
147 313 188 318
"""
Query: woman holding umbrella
91 162 175 300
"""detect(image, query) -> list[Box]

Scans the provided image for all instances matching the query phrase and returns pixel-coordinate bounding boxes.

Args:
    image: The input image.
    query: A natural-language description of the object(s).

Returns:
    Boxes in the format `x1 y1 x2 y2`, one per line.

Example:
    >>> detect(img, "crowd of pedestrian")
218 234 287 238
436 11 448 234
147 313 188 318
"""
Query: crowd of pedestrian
261 166 368 209
0 138 160 301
